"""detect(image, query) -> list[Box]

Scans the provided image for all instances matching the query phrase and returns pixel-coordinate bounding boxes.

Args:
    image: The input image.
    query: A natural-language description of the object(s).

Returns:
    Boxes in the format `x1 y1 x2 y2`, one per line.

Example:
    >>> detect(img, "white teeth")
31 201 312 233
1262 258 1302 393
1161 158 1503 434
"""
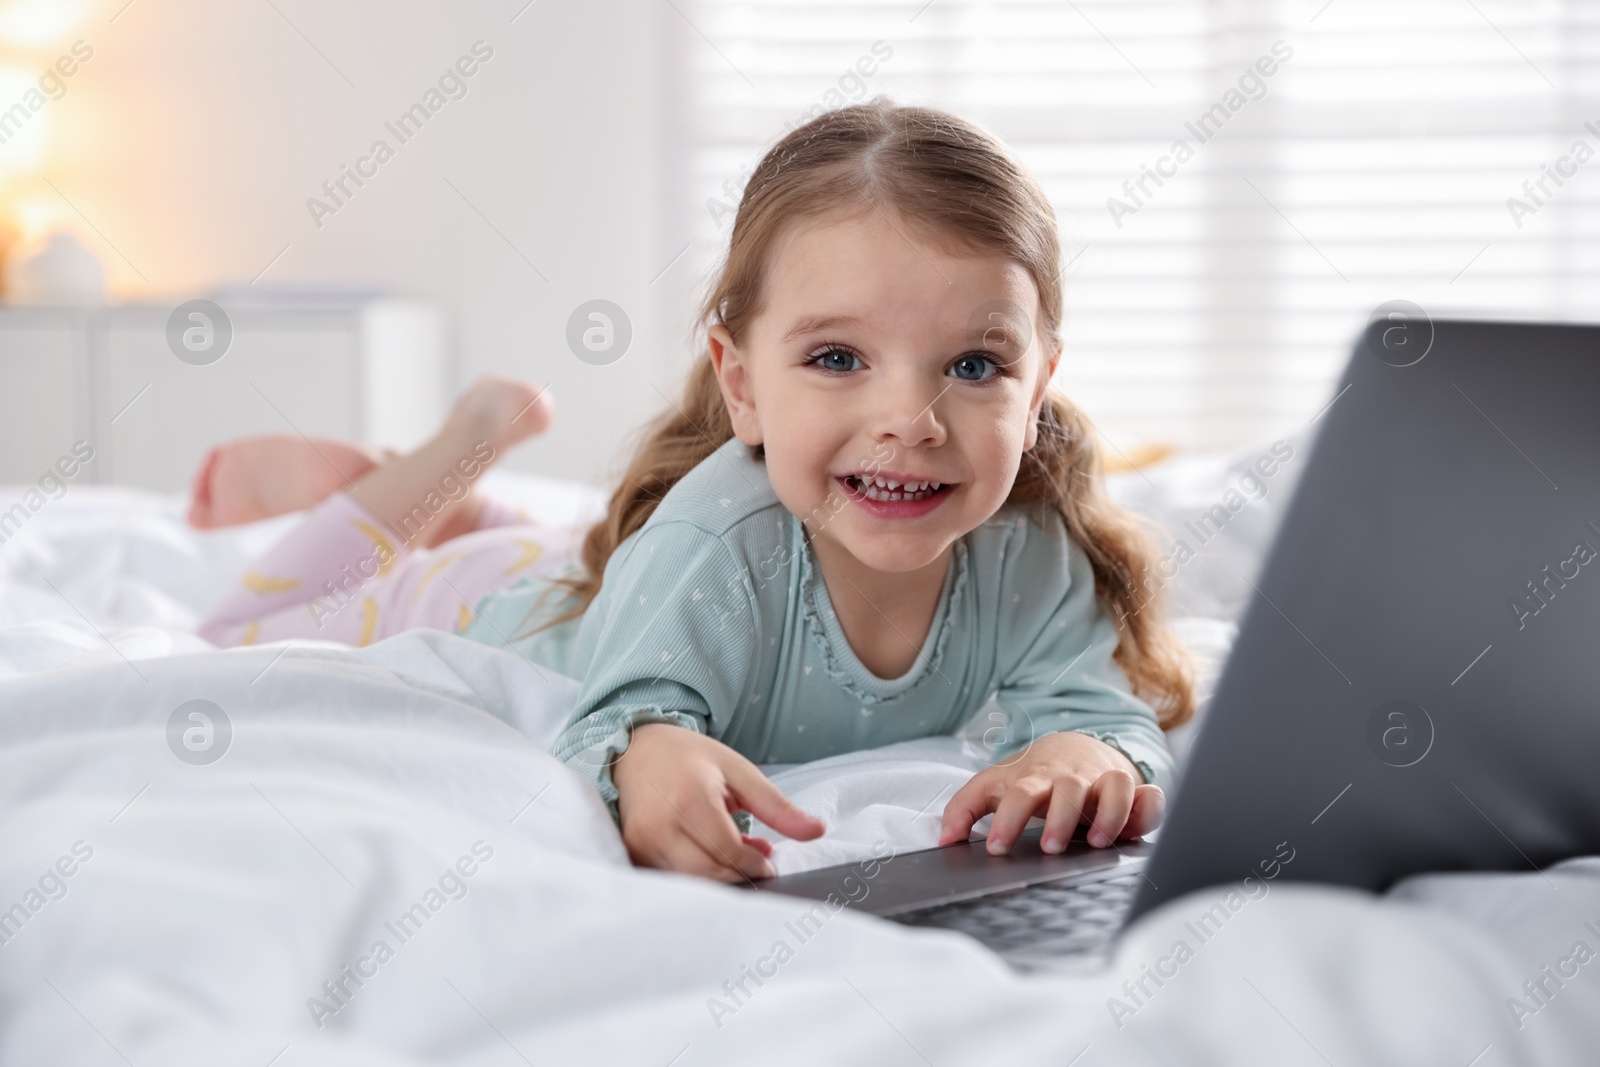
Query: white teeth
850 474 947 503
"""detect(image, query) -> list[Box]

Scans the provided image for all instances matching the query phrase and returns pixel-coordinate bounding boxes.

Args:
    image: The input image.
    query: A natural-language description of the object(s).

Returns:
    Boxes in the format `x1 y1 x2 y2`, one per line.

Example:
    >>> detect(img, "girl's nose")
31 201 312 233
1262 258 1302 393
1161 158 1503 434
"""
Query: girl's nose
871 377 948 450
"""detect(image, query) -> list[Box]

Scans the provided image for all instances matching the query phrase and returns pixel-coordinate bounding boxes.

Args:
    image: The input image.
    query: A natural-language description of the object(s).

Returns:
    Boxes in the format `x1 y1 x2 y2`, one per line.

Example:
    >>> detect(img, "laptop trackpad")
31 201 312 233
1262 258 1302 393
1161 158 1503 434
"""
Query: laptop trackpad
745 827 1154 917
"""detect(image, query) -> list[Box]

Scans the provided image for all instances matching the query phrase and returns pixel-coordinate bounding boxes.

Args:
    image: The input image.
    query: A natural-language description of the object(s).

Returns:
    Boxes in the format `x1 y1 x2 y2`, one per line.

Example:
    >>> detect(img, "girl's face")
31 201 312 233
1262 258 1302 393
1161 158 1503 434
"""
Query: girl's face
709 207 1061 576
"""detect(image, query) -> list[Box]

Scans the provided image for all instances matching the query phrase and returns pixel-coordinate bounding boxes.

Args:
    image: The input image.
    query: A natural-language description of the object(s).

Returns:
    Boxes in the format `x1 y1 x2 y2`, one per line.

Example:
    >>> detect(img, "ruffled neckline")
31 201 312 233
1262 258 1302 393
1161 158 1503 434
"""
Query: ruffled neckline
796 513 969 704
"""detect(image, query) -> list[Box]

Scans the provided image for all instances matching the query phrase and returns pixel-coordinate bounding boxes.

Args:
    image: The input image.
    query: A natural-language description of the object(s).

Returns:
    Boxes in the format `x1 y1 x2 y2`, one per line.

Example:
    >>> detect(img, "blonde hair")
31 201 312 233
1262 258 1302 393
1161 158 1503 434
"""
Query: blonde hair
543 97 1194 729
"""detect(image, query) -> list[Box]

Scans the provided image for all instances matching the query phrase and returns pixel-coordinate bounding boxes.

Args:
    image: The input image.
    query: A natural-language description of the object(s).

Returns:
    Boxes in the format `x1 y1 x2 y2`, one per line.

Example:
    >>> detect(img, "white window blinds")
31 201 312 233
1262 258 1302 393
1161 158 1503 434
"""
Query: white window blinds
665 0 1600 456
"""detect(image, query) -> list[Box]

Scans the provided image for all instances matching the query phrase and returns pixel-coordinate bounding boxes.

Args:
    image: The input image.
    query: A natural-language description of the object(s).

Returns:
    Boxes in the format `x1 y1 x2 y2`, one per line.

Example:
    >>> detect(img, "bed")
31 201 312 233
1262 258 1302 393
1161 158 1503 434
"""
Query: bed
0 445 1595 1064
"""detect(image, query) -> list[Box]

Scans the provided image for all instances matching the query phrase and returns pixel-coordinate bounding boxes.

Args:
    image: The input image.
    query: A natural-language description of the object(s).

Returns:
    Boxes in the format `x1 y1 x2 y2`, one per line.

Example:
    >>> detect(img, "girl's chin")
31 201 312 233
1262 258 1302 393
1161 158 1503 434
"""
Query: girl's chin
823 529 957 575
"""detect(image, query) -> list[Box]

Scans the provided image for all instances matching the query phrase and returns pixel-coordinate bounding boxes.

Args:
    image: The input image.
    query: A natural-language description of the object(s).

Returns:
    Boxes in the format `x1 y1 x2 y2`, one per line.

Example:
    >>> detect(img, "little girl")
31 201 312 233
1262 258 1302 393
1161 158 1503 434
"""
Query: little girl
196 98 1195 884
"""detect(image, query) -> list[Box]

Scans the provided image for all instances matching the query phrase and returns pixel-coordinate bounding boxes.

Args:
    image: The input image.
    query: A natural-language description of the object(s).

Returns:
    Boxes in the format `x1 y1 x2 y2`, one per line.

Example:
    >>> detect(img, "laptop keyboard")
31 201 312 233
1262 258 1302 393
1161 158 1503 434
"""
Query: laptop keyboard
889 868 1142 968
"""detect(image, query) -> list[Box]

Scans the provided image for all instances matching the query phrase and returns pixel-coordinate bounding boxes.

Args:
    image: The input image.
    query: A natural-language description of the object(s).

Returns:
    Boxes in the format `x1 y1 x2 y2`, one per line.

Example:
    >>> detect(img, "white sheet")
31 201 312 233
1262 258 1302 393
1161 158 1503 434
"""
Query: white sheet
0 625 1594 1064
2 450 1597 1062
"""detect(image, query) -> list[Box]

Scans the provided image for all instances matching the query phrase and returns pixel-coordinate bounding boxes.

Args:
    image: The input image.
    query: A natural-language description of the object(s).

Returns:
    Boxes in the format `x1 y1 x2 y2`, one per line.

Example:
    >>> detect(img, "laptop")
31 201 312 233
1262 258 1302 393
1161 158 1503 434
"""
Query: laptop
746 316 1600 970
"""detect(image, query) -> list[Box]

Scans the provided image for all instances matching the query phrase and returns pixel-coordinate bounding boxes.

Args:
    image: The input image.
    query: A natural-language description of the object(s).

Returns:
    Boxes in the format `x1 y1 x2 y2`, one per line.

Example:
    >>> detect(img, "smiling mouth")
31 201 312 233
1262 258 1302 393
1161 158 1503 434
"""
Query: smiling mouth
840 474 952 503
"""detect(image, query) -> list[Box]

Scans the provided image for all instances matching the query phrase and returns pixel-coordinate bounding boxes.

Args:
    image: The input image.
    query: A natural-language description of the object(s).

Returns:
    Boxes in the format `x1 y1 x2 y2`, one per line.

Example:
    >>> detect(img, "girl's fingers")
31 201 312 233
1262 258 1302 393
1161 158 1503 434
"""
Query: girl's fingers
715 837 779 882
679 790 775 879
939 776 994 846
659 818 771 883
1040 782 1088 854
1123 784 1166 840
663 835 749 883
723 842 779 882
742 834 774 859
985 776 1054 855
725 761 826 842
649 827 718 876
1086 770 1137 848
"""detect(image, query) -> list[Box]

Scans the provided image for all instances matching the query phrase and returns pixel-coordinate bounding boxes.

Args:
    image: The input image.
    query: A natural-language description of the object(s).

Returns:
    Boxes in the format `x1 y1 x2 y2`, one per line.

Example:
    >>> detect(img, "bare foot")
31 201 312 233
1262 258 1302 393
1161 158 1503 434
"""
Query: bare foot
415 377 555 545
444 375 555 452
187 437 383 528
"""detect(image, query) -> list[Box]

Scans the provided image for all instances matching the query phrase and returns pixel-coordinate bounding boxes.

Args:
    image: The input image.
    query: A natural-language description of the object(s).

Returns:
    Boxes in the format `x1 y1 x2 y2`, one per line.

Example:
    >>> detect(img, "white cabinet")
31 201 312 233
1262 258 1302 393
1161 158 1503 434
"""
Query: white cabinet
0 307 89 485
0 300 449 491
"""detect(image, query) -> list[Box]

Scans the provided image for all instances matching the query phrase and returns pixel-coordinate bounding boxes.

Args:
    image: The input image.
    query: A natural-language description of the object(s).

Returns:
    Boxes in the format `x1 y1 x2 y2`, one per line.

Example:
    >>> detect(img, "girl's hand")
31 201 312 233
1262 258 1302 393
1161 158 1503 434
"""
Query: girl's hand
938 731 1164 856
612 722 827 882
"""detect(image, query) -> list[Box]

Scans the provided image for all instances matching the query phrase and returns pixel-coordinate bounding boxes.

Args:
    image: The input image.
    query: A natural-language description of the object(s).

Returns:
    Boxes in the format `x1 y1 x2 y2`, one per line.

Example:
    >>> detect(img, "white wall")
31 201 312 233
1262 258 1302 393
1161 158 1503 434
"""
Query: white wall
42 0 696 485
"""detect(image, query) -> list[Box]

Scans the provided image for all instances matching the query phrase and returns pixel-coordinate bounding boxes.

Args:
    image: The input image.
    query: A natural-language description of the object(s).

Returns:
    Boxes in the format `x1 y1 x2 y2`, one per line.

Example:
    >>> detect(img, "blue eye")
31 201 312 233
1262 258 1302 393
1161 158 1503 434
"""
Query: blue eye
948 353 999 382
805 346 862 373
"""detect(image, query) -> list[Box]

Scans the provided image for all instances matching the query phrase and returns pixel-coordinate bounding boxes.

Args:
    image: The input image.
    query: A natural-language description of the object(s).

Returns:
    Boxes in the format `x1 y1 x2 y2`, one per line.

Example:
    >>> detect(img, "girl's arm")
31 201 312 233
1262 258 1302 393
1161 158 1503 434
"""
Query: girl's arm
549 521 760 813
940 515 1174 855
549 519 823 876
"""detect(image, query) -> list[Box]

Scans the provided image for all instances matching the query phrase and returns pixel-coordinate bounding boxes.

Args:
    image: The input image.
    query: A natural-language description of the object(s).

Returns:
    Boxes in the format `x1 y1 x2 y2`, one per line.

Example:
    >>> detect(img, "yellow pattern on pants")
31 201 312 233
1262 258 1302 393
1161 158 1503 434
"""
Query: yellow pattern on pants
198 492 581 648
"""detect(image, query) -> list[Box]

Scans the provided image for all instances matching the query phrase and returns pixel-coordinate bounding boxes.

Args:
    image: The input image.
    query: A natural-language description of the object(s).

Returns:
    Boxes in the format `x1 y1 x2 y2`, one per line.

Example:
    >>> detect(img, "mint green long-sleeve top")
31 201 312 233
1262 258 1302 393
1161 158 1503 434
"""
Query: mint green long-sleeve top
461 436 1173 818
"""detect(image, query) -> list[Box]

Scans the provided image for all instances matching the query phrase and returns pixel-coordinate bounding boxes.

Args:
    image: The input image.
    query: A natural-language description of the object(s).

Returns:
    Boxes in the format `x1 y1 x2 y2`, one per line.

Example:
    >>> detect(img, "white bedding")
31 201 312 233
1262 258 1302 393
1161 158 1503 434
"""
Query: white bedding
1 450 1597 1063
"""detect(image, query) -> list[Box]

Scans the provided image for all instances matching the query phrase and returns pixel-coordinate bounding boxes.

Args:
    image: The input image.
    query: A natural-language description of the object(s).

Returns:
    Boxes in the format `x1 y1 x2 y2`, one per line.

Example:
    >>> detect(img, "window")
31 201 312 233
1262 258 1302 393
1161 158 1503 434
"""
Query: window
665 0 1599 455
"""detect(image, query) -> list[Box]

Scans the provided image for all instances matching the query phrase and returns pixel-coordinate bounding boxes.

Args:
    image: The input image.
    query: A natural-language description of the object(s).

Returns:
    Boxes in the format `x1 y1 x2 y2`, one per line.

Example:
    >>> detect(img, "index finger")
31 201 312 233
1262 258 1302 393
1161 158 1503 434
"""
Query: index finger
939 774 996 846
725 761 827 841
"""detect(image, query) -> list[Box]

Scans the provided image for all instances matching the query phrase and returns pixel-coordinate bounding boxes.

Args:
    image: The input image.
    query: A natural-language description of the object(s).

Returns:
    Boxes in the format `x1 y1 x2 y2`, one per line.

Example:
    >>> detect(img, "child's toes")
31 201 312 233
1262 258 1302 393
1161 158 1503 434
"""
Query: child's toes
510 384 554 436
450 376 554 447
187 447 221 528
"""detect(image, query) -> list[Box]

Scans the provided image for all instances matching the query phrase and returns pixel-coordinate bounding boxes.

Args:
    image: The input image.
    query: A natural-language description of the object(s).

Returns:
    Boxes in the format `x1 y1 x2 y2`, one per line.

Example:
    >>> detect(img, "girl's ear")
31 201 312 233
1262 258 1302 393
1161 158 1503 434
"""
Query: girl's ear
708 324 764 446
1022 341 1063 451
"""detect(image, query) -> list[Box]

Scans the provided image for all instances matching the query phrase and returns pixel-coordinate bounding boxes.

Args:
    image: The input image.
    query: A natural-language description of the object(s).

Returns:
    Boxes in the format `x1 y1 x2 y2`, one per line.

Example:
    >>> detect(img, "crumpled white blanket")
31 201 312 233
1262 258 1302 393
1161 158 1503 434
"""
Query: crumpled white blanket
0 625 1594 1064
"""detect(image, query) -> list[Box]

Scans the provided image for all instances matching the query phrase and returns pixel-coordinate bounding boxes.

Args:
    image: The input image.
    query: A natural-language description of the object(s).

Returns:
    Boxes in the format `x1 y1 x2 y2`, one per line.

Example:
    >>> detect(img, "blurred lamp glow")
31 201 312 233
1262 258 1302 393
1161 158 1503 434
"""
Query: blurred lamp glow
0 0 92 49
0 64 46 181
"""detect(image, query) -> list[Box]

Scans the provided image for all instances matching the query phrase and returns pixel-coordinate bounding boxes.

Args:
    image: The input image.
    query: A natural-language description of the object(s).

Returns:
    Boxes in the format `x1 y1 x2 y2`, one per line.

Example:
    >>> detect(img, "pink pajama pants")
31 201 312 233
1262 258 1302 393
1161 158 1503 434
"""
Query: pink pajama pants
198 493 583 648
